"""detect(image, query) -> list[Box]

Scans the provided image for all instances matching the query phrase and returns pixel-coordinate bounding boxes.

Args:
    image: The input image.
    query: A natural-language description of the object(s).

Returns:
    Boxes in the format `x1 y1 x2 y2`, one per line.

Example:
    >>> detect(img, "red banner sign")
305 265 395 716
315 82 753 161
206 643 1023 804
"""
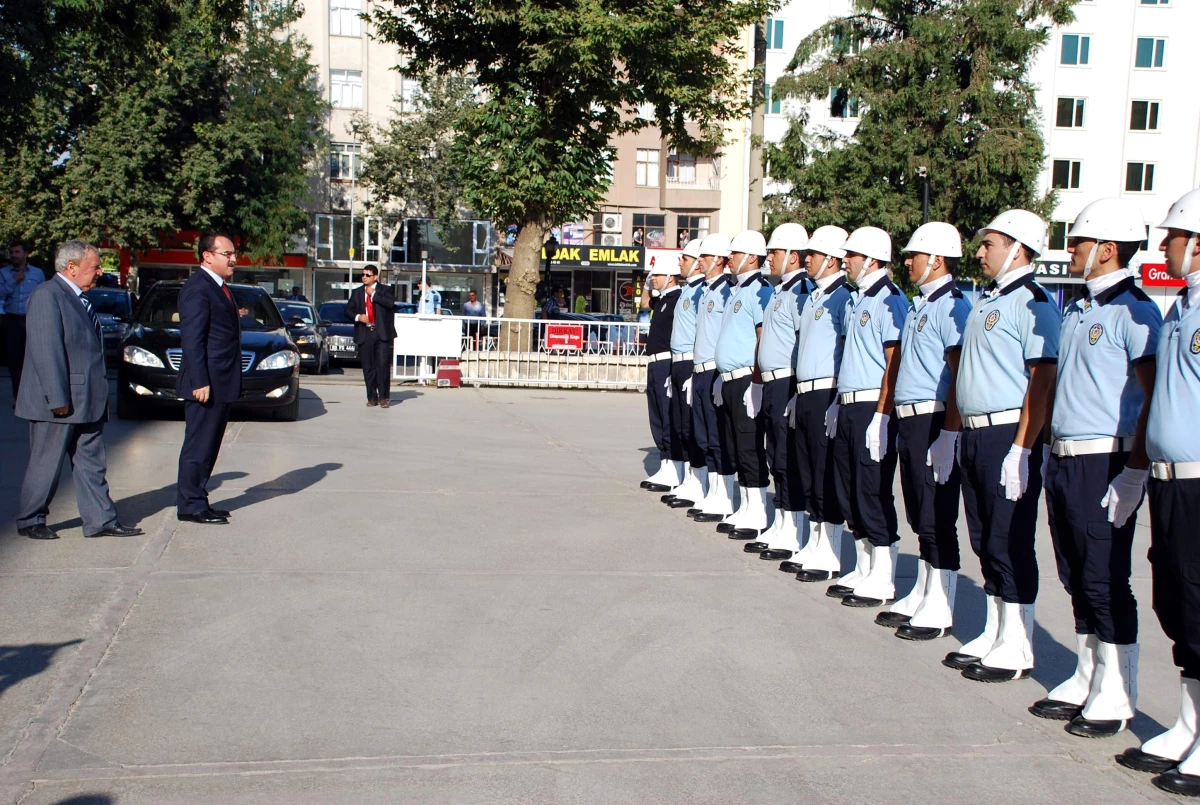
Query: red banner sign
1142 262 1184 288
545 323 584 351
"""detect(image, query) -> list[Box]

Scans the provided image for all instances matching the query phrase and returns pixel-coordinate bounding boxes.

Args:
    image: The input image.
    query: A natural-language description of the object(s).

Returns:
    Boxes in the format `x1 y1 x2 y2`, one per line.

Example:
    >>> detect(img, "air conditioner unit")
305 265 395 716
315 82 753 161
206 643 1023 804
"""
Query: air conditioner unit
602 213 623 233
600 233 621 246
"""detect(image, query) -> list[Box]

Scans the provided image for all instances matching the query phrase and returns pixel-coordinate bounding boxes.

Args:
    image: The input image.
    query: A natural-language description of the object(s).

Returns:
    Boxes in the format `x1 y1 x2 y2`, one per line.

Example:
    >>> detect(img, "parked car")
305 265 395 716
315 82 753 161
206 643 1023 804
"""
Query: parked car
319 300 418 365
118 282 301 421
277 300 330 374
82 287 137 361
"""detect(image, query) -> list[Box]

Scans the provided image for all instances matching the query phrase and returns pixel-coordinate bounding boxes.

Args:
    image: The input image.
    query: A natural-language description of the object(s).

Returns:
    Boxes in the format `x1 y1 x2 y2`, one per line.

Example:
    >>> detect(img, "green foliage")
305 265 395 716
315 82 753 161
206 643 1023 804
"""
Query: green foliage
0 0 326 262
765 0 1075 276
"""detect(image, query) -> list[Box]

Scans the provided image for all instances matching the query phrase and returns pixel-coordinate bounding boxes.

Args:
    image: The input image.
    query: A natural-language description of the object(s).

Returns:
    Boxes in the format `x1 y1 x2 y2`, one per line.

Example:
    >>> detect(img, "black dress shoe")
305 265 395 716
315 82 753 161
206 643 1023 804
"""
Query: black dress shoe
639 480 654 489
18 524 58 540
660 493 676 503
177 511 229 525
779 560 804 573
85 522 144 538
1065 715 1125 739
742 541 769 553
961 662 1031 683
693 512 724 522
716 521 737 533
668 497 695 509
795 568 835 582
896 624 950 641
208 508 231 519
366 399 378 407
875 611 911 628
1153 769 1200 797
686 508 702 517
760 548 793 560
842 594 890 608
942 652 981 670
1116 747 1179 774
644 482 672 492
729 528 760 540
826 583 854 598
1028 698 1083 721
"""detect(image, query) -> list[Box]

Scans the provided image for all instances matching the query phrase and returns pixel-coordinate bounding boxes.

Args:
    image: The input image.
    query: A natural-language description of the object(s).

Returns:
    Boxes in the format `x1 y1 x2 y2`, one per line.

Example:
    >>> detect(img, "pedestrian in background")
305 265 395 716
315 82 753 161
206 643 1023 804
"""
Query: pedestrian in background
1 240 46 400
14 240 141 540
417 279 441 316
462 290 487 348
346 265 396 407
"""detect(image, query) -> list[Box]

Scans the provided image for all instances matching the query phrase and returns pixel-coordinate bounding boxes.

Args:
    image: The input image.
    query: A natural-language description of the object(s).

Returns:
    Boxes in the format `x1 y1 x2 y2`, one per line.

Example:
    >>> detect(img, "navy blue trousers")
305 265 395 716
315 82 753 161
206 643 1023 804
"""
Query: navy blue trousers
896 411 961 570
177 400 232 515
833 400 899 548
691 369 733 475
762 377 805 511
1149 478 1200 679
670 361 703 468
645 358 676 458
719 374 769 488
792 387 843 525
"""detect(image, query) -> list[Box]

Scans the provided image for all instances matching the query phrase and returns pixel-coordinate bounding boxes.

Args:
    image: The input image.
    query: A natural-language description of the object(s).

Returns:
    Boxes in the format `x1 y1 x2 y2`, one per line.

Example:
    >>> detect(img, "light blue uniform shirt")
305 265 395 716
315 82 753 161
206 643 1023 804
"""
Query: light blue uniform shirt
715 271 773 373
1146 292 1200 463
0 264 46 315
670 275 707 355
838 272 910 393
692 273 734 366
957 271 1061 418
1053 277 1161 441
895 281 971 404
757 270 810 373
796 274 853 382
418 289 441 314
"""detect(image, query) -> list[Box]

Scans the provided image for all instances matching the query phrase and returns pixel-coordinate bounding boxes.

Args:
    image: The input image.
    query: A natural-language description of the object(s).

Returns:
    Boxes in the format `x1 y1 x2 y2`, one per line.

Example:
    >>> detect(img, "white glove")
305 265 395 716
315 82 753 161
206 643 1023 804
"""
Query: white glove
1101 467 1148 528
865 412 890 462
999 444 1031 501
926 429 958 485
683 376 693 406
713 376 724 407
664 376 673 398
744 382 763 418
824 400 840 439
784 396 797 428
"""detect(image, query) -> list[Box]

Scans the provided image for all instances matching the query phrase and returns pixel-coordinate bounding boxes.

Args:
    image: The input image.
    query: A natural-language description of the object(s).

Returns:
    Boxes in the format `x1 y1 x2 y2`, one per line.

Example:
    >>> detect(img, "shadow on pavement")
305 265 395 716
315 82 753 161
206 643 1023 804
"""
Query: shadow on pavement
47 472 249 533
53 796 114 805
212 463 343 513
0 639 83 695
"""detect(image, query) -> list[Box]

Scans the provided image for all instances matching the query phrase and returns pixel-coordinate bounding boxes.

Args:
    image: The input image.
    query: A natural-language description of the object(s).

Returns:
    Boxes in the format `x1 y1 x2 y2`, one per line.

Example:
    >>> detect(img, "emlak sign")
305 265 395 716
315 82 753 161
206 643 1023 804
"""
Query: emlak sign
1142 262 1185 288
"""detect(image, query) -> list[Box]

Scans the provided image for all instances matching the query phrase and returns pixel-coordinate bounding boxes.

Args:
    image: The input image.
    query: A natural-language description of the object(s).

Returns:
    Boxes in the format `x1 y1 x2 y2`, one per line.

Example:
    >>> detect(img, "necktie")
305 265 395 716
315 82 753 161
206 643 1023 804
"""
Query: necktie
80 295 103 342
366 291 375 324
222 283 235 308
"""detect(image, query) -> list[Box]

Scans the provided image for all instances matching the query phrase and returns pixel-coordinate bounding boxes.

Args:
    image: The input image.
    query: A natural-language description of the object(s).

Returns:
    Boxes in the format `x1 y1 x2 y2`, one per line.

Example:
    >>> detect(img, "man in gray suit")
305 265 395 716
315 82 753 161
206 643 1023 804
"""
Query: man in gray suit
14 240 142 540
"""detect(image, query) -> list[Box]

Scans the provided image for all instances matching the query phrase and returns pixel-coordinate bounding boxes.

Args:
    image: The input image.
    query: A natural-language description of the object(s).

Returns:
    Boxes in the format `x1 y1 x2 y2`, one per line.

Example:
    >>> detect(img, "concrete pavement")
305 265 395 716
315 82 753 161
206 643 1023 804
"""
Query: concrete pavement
0 378 1184 803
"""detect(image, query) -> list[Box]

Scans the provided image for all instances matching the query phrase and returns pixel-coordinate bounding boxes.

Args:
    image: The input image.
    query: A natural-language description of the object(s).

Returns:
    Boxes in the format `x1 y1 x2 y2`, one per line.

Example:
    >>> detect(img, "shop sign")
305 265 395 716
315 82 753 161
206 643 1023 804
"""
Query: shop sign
540 244 645 269
1034 260 1072 279
1142 262 1185 288
545 323 584 351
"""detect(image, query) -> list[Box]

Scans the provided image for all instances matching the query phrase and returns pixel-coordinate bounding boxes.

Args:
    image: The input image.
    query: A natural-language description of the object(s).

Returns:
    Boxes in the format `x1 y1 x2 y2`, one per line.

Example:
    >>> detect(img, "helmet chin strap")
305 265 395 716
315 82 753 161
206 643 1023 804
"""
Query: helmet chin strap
853 257 873 284
994 241 1021 285
1082 242 1099 280
915 254 936 288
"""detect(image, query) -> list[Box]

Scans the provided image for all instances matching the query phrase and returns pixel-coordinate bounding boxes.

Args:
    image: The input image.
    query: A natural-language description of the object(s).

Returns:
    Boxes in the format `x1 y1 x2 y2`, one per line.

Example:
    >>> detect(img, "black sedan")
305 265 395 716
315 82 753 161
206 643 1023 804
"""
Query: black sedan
277 300 330 374
117 281 302 421
82 287 137 361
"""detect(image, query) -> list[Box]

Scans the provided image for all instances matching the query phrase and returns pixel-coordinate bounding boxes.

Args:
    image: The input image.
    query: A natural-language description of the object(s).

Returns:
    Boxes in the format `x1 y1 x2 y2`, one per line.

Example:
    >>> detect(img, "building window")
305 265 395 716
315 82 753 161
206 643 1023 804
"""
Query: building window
765 18 785 50
330 142 361 181
830 87 859 118
1060 34 1091 65
1055 97 1086 128
1048 222 1068 251
632 214 666 248
397 73 422 113
1135 37 1166 68
1141 0 1169 5
1130 100 1161 131
677 215 710 248
1052 159 1081 190
764 83 782 115
666 151 696 184
329 0 362 38
315 214 384 262
330 69 363 109
1126 162 1156 192
635 149 660 187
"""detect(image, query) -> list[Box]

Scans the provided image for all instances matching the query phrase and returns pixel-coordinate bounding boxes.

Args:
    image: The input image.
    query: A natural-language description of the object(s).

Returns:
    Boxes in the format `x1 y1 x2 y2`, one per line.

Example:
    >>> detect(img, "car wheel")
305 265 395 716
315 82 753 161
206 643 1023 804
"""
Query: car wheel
117 390 145 419
274 395 300 422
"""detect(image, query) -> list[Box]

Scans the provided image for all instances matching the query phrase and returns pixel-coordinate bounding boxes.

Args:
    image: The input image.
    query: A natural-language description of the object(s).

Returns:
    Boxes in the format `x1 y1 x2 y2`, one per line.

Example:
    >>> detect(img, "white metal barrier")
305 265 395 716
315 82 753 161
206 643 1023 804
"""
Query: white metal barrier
391 314 651 389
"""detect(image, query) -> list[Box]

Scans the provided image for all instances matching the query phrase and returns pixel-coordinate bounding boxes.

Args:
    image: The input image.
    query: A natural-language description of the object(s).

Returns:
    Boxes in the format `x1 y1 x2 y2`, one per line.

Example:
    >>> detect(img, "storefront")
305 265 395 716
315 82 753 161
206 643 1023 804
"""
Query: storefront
537 243 646 315
131 238 306 298
1139 260 1184 317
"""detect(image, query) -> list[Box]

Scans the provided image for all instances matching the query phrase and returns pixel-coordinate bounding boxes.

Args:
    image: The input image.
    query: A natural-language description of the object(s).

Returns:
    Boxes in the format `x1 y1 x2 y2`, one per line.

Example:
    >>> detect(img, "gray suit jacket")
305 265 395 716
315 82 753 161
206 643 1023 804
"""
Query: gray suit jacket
15 276 109 424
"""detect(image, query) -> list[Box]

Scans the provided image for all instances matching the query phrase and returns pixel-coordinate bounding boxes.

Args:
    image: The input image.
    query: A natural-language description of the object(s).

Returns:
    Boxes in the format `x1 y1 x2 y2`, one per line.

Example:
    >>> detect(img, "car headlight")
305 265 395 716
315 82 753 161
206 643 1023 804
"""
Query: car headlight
294 335 315 344
257 350 299 370
122 345 164 368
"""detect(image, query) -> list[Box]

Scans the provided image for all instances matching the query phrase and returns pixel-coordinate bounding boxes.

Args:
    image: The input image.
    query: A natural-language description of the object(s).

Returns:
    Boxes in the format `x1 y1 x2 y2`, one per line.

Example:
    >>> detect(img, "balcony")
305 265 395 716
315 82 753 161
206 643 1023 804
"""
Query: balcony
661 157 721 209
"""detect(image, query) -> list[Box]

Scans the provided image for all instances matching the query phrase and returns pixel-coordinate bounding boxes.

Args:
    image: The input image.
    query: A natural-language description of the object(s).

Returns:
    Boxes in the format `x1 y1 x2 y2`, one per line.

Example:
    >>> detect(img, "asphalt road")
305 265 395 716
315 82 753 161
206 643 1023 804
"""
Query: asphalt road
0 377 1183 803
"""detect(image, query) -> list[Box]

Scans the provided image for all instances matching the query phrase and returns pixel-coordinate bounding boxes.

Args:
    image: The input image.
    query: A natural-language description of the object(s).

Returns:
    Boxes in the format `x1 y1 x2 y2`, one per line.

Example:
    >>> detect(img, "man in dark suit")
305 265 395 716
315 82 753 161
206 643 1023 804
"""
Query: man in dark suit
175 233 242 525
344 265 396 407
14 240 142 540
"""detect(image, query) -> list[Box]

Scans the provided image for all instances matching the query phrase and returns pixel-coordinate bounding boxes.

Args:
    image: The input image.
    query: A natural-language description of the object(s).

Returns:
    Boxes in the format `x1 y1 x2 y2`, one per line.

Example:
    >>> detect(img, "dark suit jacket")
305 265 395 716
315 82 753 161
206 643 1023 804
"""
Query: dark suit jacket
15 276 109 423
176 269 242 404
345 283 396 344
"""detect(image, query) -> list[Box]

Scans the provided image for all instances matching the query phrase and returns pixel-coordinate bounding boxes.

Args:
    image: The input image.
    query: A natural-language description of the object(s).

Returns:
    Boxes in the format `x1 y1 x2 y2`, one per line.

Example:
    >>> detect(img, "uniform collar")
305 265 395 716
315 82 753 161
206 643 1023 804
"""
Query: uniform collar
814 271 846 292
686 274 706 288
1186 272 1200 309
1085 270 1132 304
706 273 729 289
986 266 1036 297
854 268 889 294
919 274 954 297
737 269 763 288
780 269 807 291
660 285 681 297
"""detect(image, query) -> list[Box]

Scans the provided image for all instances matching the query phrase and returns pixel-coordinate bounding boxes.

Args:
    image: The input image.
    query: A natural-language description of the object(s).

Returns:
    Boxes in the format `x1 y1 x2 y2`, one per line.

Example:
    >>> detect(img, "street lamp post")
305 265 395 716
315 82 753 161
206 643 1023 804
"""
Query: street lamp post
347 123 360 298
918 166 930 225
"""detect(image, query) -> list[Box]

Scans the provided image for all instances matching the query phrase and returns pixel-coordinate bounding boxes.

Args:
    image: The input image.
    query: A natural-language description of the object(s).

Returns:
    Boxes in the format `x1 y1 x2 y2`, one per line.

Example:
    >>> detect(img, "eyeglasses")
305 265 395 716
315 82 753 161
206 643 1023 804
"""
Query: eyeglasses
208 250 237 259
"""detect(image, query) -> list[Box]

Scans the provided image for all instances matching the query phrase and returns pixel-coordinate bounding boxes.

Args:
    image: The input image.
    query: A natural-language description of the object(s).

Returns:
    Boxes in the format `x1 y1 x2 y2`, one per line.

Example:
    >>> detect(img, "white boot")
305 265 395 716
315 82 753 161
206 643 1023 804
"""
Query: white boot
795 522 843 580
948 594 1001 666
1029 633 1096 720
889 558 930 619
643 458 680 490
666 465 705 506
720 484 751 528
845 543 898 605
1075 642 1137 730
732 487 771 534
696 474 737 518
784 517 820 571
898 568 957 640
764 511 801 553
973 602 1035 677
831 535 871 592
1132 678 1200 763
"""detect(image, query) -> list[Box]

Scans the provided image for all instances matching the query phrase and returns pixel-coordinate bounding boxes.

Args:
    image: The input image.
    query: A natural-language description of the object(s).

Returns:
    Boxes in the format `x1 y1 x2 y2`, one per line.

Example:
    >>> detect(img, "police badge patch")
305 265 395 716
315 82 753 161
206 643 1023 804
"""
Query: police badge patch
707 300 714 312
917 313 928 332
815 308 824 320
1192 328 1200 355
774 298 782 311
682 300 690 311
984 310 1000 331
733 301 742 313
860 311 871 327
1089 324 1103 345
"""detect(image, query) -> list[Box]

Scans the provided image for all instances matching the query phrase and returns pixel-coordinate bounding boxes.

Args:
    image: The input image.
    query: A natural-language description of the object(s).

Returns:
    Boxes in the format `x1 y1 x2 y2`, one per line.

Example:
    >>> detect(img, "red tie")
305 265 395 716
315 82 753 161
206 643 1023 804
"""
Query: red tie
222 283 235 308
365 291 375 324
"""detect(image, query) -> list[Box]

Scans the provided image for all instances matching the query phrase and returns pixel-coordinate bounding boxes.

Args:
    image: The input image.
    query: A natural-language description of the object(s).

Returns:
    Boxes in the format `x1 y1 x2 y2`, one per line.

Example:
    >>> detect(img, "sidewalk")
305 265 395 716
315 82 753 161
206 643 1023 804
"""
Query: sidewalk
0 382 1179 803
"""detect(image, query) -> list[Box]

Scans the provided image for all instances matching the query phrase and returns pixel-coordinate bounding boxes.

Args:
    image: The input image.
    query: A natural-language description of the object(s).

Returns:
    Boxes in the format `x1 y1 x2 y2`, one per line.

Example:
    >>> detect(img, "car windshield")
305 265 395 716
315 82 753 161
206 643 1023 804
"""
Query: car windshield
318 302 347 323
278 302 315 324
136 286 284 331
83 289 131 317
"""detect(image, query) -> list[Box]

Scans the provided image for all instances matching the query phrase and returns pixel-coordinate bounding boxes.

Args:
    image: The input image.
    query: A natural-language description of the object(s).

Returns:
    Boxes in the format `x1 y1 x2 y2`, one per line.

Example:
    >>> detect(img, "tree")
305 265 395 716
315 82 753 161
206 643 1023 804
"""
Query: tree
765 0 1075 276
371 0 774 320
0 0 326 263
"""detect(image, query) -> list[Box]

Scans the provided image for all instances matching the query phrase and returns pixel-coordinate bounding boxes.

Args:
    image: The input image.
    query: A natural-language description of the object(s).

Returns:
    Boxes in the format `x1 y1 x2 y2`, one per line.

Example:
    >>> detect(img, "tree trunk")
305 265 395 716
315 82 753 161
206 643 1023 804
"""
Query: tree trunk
501 215 549 351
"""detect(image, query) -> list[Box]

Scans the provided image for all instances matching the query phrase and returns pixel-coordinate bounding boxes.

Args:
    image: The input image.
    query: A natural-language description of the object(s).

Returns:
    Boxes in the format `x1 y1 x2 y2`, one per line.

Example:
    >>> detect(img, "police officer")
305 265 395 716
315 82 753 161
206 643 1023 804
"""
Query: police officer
792 226 853 583
943 210 1060 683
877 223 971 638
713 230 775 538
639 259 683 492
825 228 909 608
1026 198 1160 739
690 234 741 522
1116 188 1200 796
743 224 811 561
662 238 708 509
